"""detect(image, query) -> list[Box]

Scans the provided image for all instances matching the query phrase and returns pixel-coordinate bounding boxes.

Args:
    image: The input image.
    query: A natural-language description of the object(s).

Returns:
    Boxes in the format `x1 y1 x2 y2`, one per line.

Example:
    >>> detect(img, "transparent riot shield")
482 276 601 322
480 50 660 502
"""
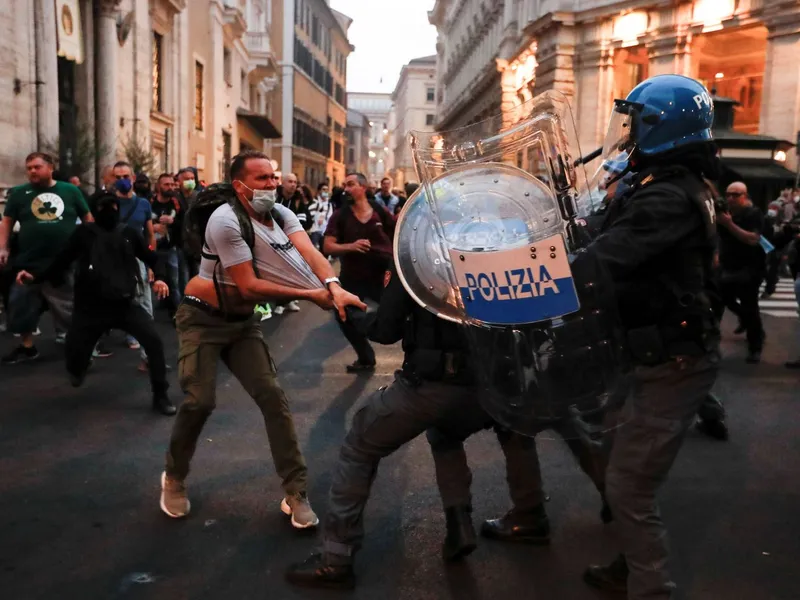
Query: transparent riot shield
397 90 627 441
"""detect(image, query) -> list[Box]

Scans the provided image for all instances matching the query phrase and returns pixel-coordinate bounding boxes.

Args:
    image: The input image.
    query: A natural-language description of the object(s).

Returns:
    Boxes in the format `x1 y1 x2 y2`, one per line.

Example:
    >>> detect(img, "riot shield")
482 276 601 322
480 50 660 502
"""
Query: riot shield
397 90 627 440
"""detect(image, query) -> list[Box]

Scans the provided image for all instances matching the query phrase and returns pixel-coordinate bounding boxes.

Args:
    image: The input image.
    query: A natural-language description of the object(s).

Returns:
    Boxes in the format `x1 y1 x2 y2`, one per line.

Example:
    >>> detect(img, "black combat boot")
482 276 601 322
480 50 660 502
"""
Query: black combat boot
480 505 550 544
442 505 477 561
285 552 355 590
584 553 629 593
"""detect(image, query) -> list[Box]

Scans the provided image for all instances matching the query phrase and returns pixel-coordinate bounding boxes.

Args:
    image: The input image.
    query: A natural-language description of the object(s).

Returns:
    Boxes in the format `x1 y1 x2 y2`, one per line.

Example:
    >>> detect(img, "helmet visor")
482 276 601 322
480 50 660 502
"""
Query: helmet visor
601 100 642 159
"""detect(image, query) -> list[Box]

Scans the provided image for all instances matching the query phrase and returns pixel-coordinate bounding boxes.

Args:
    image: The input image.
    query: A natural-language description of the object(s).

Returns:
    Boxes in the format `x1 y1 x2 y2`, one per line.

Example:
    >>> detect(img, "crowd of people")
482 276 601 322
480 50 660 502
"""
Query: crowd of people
1 72 796 600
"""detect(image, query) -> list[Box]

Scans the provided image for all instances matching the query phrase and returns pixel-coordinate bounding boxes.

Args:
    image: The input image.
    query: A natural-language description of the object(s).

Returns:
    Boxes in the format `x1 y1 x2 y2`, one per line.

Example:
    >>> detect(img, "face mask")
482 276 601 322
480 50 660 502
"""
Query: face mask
182 179 196 192
134 185 150 197
237 181 276 215
768 209 778 218
321 192 330 200
115 178 133 195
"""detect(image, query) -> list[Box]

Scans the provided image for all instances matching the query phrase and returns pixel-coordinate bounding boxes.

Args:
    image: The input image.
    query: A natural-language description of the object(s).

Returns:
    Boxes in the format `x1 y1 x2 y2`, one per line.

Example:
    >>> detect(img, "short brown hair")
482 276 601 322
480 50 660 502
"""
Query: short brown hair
25 152 55 166
157 172 175 184
230 150 271 181
113 160 132 170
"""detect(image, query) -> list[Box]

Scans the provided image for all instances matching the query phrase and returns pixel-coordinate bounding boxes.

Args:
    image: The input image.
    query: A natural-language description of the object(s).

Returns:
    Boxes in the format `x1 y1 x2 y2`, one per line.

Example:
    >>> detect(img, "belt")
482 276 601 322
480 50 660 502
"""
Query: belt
183 296 253 322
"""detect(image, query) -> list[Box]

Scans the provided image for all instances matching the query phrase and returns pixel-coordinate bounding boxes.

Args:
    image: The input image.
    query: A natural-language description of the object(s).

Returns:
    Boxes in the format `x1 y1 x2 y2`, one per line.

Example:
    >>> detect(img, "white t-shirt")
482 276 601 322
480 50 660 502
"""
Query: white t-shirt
198 203 321 289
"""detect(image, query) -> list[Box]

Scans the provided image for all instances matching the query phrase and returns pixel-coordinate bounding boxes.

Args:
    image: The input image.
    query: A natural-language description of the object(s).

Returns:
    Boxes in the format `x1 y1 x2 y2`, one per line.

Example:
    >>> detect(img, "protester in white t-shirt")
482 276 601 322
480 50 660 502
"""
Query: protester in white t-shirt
308 183 334 251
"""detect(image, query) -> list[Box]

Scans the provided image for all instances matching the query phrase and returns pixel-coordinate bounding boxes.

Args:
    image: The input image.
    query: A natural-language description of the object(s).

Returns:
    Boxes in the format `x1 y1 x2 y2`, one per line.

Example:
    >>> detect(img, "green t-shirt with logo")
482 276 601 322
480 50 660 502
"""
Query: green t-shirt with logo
3 181 90 271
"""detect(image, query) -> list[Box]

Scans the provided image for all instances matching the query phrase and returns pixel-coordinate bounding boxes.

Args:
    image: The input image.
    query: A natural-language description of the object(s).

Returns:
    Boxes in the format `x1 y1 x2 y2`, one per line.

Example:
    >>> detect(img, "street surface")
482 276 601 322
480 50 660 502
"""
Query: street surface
1 298 799 600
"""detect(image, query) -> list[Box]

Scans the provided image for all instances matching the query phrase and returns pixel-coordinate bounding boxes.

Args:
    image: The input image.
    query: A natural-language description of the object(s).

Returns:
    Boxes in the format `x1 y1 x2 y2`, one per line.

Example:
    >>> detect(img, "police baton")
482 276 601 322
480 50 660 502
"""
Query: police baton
573 147 602 168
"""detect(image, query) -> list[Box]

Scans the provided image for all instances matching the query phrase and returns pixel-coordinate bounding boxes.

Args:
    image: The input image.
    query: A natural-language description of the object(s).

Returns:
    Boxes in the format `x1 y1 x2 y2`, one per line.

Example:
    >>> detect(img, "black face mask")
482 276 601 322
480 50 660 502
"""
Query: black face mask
134 185 151 198
95 200 120 231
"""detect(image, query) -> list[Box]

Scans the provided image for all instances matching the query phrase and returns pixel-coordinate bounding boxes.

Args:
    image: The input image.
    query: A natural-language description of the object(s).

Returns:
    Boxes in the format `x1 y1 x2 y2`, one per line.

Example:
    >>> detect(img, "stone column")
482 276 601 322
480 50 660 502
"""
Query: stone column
280 0 295 173
531 18 577 101
34 0 59 148
646 30 693 77
760 9 800 171
574 40 615 156
95 0 121 169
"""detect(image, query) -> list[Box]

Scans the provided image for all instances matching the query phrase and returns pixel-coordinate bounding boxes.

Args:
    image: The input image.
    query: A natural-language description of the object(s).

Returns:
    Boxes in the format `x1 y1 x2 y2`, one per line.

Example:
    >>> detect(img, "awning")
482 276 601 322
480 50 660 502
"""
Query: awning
721 159 796 182
236 108 281 139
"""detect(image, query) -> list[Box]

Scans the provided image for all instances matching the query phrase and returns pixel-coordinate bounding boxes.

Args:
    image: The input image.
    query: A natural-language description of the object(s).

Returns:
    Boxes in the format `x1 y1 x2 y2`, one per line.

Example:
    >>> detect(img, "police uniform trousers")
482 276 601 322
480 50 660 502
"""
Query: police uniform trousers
320 372 544 563
605 352 719 599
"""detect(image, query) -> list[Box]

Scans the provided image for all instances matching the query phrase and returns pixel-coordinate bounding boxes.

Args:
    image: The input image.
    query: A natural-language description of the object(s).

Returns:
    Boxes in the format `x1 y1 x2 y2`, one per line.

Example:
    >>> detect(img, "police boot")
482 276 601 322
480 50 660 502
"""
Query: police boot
285 552 355 590
583 553 628 593
481 504 550 544
442 505 477 561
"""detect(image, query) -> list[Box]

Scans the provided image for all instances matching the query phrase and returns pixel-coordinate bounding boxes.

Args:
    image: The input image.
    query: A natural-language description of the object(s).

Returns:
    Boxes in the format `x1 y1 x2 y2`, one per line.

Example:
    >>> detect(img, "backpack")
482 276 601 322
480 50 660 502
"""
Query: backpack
182 183 284 311
87 224 142 302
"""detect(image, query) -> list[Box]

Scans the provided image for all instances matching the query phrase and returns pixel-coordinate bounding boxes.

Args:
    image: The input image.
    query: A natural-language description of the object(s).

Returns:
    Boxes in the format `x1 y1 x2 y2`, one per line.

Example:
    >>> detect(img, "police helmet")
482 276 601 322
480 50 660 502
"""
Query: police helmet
602 74 714 158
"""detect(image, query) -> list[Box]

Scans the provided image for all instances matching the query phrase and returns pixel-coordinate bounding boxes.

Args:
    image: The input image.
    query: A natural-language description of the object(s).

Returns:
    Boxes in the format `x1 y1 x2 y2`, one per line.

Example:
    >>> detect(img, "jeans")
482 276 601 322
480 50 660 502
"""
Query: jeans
128 259 153 360
336 276 383 365
165 303 307 494
67 305 168 395
719 276 764 352
157 247 183 314
7 272 74 335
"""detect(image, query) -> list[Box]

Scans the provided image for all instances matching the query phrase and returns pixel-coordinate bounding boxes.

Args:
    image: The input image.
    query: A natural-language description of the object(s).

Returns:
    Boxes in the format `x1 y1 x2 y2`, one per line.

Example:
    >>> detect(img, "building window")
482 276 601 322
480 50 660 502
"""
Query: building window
223 47 232 85
348 147 355 164
241 69 248 103
152 32 163 112
221 131 232 181
194 61 204 131
426 87 435 103
293 118 332 157
426 114 435 126
334 142 342 162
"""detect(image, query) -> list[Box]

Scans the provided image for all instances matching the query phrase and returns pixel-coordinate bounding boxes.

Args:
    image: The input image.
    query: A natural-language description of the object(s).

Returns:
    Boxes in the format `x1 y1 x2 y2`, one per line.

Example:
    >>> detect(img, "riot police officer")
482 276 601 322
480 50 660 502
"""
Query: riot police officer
285 261 595 590
580 75 722 599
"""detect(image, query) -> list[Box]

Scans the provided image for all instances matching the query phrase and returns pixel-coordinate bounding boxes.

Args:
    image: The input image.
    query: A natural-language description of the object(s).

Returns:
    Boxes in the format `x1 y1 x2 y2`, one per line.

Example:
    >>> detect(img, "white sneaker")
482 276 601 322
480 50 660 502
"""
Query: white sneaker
286 300 301 312
274 305 285 315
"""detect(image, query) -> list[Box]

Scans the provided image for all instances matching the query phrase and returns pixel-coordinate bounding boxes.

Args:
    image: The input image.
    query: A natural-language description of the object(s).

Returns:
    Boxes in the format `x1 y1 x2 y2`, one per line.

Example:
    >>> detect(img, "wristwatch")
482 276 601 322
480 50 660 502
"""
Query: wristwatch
324 276 341 290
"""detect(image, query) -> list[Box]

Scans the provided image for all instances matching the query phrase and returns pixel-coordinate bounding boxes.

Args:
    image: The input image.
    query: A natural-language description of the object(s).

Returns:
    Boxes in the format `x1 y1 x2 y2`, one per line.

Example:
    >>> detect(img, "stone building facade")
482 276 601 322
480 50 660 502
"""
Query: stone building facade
390 55 437 188
430 0 800 170
345 108 370 177
1 0 282 193
278 0 352 189
347 92 393 185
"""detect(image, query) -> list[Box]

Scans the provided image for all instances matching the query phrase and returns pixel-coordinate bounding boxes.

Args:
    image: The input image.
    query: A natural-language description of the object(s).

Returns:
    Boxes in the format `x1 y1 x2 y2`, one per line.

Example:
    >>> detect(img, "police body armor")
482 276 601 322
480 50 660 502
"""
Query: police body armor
605 166 719 365
401 307 474 386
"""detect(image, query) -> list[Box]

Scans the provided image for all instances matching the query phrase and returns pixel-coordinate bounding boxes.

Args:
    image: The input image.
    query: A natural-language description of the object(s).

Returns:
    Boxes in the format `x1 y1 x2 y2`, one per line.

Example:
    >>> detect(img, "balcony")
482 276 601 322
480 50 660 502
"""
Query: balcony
246 31 278 79
220 1 246 40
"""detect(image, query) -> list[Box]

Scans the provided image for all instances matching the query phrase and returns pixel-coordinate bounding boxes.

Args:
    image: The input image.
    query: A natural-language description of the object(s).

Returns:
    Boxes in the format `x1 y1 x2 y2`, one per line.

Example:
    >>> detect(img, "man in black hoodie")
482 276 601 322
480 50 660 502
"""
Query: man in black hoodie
15 191 176 415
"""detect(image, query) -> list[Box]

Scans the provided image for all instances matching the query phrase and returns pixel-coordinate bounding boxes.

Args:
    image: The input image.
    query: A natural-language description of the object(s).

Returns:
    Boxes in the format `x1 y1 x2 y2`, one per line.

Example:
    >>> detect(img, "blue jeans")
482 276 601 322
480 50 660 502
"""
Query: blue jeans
127 259 153 360
157 248 183 313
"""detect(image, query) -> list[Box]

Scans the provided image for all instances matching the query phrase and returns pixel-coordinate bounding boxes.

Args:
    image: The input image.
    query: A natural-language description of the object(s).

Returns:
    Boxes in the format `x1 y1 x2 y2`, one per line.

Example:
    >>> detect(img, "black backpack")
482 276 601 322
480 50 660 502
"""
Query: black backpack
87 224 142 302
182 183 284 310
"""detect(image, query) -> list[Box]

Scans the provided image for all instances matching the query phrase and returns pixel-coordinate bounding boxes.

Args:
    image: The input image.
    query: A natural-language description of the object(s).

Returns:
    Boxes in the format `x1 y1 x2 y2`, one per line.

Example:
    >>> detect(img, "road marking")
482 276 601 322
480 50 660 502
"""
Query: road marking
759 279 797 318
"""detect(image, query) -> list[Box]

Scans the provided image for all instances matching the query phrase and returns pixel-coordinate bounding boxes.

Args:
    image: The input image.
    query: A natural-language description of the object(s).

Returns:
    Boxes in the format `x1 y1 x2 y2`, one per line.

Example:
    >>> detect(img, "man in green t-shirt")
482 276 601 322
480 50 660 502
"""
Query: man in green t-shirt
0 152 92 364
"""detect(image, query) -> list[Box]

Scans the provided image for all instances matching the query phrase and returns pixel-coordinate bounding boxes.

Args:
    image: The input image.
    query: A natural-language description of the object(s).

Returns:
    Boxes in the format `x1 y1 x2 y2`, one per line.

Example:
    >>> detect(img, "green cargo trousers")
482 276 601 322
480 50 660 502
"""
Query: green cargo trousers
165 303 308 495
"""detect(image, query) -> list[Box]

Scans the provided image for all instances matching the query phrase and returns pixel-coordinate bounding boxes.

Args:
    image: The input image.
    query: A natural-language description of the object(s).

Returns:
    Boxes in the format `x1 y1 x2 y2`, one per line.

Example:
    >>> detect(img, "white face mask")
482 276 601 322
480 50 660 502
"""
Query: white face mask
321 192 330 200
768 209 778 218
237 181 276 215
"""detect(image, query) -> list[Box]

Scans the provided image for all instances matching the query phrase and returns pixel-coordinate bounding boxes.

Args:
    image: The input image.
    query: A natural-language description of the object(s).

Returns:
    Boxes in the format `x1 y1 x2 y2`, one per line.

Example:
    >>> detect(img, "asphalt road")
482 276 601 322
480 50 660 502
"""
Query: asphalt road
1 304 799 600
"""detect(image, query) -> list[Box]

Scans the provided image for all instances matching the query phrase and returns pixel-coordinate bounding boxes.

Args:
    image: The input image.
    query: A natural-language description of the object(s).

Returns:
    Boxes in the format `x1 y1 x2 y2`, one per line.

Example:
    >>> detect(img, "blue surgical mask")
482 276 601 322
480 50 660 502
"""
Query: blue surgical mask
115 178 133 194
